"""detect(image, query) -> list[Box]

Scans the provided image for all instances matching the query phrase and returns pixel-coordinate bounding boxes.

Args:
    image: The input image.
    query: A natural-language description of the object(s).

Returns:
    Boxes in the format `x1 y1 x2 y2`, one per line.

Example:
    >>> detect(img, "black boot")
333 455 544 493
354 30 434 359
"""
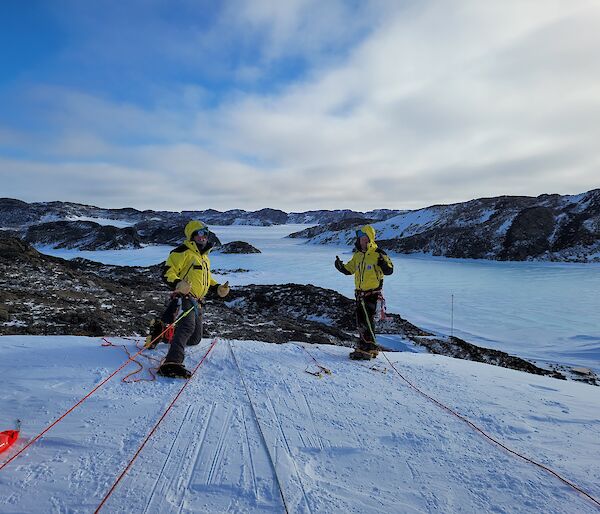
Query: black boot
157 362 192 379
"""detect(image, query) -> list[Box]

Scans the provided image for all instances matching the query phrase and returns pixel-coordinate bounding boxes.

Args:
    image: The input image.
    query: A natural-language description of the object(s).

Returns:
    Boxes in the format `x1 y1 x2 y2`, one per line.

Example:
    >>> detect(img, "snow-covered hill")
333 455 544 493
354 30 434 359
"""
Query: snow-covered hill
0 199 400 232
1 336 599 513
0 199 404 251
300 190 600 262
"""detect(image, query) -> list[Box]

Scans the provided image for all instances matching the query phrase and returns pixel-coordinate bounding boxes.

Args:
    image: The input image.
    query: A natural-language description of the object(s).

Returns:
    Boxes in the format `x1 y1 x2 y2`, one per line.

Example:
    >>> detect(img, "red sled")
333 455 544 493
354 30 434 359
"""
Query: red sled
0 421 21 454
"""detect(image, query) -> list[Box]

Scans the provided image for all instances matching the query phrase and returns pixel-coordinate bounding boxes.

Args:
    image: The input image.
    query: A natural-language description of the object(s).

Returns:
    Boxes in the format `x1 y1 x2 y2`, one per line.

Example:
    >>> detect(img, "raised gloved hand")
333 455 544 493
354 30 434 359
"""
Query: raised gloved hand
175 280 191 295
335 256 352 275
217 281 230 298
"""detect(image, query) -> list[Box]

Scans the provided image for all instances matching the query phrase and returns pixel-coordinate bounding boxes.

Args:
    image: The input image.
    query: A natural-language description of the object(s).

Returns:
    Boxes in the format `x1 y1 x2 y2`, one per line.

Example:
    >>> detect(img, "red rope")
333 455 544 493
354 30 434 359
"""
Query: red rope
0 307 194 471
101 338 161 383
380 353 600 509
95 338 219 513
0 348 149 471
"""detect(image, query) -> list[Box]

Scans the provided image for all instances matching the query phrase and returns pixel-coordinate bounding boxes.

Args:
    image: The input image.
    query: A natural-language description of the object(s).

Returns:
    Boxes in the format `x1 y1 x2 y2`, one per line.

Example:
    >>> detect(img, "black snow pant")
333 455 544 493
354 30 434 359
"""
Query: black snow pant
355 292 378 351
163 296 203 365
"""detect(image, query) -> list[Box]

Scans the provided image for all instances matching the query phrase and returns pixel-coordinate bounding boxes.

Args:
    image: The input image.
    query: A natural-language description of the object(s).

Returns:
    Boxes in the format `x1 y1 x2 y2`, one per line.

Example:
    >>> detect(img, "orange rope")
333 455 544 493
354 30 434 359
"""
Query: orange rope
95 338 219 513
0 307 194 471
0 350 143 471
380 352 600 510
101 338 161 383
355 298 600 509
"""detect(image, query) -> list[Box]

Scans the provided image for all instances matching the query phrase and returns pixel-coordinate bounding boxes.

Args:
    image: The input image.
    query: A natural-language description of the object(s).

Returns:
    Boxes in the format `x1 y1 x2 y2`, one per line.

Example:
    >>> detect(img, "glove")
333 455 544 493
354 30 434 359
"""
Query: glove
175 280 191 295
334 256 345 272
217 281 230 298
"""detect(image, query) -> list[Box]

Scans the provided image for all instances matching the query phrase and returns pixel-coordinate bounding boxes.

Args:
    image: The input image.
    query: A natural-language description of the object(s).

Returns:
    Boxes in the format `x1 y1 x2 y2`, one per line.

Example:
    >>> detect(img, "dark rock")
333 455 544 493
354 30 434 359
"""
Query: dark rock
135 221 222 247
212 268 250 274
415 336 565 380
0 236 45 263
25 221 143 250
218 241 261 254
500 206 555 260
309 189 600 262
288 217 374 239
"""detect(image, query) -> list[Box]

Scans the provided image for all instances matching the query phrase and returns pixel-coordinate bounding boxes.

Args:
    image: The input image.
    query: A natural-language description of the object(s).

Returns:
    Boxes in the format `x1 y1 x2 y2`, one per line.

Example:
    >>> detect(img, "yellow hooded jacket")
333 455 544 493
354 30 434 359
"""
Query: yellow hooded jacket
163 220 218 299
339 225 394 291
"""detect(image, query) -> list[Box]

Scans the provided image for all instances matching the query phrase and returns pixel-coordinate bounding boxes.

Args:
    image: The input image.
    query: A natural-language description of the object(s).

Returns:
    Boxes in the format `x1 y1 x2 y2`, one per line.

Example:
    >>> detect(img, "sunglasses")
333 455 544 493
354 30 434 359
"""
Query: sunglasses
194 229 209 238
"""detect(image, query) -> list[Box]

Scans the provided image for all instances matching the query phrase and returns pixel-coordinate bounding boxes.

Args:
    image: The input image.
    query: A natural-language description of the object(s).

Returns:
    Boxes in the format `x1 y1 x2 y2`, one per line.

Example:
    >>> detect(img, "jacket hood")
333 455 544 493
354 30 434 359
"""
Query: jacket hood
184 220 207 241
355 224 377 251
362 225 376 244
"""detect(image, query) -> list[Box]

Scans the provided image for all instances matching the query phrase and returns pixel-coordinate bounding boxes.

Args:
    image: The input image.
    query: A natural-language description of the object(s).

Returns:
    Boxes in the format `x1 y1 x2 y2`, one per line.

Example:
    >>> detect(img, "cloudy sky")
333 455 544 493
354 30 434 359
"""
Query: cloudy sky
1 0 599 212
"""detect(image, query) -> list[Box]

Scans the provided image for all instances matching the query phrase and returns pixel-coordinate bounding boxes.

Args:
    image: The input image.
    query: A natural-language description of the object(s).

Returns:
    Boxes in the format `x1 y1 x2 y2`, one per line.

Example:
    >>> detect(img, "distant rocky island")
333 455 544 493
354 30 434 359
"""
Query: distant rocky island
217 241 261 254
1 189 599 262
0 198 400 251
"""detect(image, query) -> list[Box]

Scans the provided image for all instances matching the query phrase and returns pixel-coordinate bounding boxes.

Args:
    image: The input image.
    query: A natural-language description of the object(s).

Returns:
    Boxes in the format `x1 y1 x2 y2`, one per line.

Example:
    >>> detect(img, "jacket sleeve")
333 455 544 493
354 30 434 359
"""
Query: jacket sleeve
335 258 352 275
162 246 189 290
344 253 358 274
335 253 356 275
376 248 394 275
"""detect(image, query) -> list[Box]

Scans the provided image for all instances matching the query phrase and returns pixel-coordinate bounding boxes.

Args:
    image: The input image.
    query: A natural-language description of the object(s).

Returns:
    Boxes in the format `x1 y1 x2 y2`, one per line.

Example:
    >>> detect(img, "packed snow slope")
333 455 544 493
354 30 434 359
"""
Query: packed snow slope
1 336 599 513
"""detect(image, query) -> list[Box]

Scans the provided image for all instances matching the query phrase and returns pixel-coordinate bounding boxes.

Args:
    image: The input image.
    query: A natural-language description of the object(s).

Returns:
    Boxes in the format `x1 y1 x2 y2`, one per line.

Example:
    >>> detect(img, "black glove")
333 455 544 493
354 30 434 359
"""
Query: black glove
376 249 394 275
335 256 351 275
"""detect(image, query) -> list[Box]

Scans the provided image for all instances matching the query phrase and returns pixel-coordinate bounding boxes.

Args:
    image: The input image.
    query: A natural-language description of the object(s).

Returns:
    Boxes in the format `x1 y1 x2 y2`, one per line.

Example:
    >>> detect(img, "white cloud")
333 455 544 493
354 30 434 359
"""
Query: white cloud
1 0 599 211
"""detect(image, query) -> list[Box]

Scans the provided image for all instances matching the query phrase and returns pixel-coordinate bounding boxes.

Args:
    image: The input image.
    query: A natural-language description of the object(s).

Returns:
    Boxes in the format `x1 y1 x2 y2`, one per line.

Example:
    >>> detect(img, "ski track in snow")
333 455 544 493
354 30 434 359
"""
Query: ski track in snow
0 336 599 513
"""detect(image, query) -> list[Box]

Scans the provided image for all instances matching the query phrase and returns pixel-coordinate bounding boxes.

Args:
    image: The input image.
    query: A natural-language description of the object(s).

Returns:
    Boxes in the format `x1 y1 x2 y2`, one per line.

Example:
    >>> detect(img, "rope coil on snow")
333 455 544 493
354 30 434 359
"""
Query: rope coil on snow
101 337 161 382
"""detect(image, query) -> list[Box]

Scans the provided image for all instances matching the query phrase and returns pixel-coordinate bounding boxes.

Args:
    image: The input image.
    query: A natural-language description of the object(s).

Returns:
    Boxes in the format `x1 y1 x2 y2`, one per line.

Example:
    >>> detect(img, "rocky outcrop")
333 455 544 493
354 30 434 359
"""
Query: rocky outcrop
25 221 143 250
499 206 555 260
134 221 222 247
305 190 600 262
0 236 589 383
0 198 402 234
288 217 375 239
217 241 261 254
287 209 400 225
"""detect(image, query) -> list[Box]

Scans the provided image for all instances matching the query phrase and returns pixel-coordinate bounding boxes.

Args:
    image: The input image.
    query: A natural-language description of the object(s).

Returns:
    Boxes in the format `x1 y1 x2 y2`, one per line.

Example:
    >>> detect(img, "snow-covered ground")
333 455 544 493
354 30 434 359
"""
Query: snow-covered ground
0 335 598 513
36 224 600 374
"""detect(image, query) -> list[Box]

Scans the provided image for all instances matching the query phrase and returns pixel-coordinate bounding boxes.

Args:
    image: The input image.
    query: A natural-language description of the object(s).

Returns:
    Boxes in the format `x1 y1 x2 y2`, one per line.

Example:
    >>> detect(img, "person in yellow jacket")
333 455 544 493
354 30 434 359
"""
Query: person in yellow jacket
156 220 230 378
335 225 394 360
